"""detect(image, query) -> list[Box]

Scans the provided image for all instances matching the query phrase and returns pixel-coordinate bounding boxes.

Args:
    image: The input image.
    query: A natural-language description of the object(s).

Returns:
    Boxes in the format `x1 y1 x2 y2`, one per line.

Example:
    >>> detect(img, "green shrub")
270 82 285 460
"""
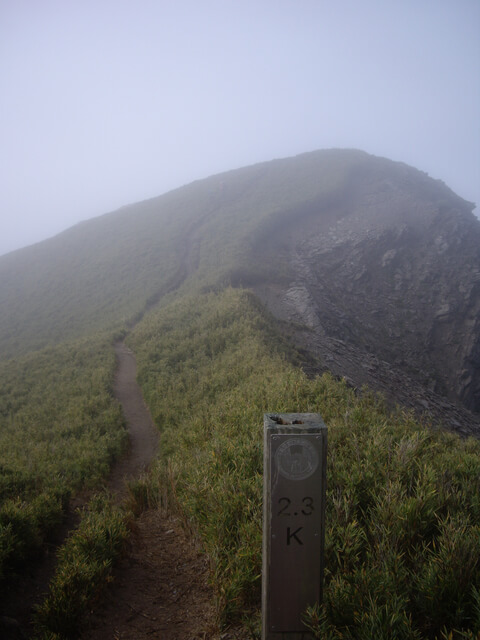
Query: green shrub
0 334 127 585
34 494 129 639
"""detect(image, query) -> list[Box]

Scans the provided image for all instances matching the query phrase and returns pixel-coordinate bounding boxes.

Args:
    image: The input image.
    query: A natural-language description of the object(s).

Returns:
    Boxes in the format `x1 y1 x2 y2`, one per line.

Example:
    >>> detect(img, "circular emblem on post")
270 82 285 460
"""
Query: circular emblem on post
275 437 319 481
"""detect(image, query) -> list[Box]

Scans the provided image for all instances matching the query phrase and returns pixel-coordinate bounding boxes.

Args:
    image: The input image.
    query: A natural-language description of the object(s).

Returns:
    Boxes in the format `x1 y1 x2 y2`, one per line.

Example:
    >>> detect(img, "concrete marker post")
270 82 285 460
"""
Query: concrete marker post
262 413 327 639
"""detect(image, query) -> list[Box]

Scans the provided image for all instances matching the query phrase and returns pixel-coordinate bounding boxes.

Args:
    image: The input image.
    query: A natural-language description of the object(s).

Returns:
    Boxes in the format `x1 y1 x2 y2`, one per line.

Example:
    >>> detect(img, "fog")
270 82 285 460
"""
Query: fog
1 0 479 257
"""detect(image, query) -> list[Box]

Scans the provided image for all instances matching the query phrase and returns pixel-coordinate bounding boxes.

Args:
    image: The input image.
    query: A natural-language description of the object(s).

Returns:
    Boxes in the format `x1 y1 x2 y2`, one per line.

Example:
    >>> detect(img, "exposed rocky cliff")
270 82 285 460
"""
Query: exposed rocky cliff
251 153 480 436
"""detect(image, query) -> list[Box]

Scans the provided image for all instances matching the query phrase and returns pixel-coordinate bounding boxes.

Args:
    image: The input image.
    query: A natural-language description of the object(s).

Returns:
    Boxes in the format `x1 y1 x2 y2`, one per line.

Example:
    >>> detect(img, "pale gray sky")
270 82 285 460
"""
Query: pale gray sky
1 0 479 256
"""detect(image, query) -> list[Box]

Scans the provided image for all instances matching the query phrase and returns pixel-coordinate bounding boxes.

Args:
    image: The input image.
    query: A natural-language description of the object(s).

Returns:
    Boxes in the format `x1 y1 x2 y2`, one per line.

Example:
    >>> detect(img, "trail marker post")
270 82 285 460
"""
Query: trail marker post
262 413 327 639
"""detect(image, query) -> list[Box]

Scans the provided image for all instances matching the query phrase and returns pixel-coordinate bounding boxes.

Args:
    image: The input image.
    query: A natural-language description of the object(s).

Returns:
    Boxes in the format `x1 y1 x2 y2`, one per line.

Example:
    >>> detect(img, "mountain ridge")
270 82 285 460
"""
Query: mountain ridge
1 148 478 430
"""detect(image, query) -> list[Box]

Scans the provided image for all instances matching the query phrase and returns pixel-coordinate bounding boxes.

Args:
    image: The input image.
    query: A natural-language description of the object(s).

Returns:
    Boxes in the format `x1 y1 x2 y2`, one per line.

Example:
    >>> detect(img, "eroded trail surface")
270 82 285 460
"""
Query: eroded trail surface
82 342 221 639
108 342 159 497
81 510 218 639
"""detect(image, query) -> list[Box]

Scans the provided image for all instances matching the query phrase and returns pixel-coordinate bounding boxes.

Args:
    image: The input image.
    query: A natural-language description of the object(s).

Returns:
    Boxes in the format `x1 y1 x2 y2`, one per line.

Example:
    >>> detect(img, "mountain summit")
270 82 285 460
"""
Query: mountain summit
0 149 478 432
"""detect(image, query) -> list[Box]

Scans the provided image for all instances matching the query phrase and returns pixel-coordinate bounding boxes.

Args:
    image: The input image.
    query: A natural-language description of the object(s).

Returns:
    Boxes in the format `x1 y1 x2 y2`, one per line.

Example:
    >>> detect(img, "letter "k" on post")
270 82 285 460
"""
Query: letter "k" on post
286 526 303 545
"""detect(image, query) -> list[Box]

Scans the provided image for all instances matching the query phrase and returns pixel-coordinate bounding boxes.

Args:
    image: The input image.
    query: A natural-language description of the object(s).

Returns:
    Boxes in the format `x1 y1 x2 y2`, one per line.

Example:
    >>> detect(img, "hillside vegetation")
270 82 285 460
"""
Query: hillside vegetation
0 333 126 582
128 288 480 638
2 282 479 638
0 149 479 638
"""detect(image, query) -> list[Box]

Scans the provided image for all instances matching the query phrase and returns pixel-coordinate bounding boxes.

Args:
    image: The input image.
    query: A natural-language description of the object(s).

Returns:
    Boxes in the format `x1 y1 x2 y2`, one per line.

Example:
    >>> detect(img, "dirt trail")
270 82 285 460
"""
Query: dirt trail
1 342 221 640
107 342 159 498
80 510 218 639
81 342 222 639
82 227 243 637
2 220 235 639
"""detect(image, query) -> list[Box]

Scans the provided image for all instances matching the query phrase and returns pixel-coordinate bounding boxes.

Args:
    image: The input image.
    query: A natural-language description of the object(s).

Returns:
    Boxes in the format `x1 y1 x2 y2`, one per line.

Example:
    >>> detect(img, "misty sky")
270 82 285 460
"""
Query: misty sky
1 0 479 257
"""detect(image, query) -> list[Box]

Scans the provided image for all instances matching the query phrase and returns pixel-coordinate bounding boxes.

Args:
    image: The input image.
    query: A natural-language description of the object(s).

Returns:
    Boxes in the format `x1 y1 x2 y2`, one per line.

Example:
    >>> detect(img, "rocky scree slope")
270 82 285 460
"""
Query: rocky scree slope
251 155 479 435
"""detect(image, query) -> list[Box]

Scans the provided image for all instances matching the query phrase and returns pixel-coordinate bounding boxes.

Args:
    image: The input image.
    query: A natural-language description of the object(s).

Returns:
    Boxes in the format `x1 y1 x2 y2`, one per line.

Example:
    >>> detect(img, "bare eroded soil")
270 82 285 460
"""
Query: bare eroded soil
108 342 159 498
81 342 224 639
81 510 218 639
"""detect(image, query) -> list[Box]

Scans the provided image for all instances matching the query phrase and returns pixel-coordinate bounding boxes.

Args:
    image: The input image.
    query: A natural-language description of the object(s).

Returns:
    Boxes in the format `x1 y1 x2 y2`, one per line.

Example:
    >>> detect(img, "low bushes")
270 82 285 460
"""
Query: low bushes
0 334 127 586
34 494 129 638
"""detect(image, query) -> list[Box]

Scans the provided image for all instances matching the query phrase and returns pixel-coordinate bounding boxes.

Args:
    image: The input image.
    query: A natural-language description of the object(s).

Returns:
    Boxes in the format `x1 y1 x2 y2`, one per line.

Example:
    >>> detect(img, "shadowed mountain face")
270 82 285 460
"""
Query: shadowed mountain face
251 157 480 415
250 157 480 432
0 149 478 428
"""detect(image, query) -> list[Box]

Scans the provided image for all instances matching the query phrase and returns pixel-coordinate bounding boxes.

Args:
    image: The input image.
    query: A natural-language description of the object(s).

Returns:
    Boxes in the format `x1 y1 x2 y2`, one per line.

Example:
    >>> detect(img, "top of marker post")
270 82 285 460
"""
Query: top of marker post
264 413 327 434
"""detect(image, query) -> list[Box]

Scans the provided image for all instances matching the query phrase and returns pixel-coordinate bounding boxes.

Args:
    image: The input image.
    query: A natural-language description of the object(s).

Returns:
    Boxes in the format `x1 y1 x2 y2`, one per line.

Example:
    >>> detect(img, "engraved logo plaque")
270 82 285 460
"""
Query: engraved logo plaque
275 437 319 481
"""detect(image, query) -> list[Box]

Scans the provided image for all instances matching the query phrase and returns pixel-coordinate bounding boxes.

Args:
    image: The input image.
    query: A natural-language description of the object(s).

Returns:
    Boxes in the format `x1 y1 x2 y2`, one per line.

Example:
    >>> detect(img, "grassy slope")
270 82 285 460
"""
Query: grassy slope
129 287 480 639
0 203 181 359
0 149 419 361
0 333 126 583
